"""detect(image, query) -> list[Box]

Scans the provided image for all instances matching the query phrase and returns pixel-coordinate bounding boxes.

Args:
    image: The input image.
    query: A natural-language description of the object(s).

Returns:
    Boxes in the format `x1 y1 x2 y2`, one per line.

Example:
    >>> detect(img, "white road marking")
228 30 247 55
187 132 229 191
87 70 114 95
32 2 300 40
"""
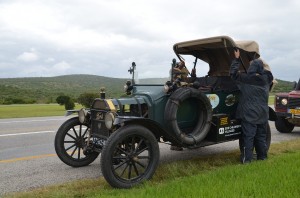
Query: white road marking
0 131 55 137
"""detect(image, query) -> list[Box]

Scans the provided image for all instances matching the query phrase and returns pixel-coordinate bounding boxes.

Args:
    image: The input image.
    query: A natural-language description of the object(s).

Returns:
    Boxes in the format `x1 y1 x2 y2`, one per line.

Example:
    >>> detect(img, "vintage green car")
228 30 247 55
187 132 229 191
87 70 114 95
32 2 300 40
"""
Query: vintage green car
55 36 274 188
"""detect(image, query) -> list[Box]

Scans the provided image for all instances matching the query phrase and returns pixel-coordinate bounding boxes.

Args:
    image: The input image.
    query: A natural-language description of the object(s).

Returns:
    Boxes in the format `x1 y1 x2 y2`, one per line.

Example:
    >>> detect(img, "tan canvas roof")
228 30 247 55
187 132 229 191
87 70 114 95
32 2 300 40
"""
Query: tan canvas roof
173 36 262 76
235 40 260 55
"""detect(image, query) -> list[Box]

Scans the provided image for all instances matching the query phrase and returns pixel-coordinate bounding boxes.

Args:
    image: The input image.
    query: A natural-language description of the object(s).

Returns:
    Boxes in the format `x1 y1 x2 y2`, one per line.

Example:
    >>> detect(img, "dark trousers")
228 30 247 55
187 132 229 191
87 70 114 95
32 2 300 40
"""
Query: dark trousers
240 121 267 163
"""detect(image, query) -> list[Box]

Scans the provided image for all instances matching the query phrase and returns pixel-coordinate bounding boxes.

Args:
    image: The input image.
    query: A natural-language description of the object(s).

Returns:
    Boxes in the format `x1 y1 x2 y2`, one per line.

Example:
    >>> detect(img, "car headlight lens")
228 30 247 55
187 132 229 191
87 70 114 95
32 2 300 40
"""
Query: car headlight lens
105 112 115 129
281 98 288 106
78 108 88 123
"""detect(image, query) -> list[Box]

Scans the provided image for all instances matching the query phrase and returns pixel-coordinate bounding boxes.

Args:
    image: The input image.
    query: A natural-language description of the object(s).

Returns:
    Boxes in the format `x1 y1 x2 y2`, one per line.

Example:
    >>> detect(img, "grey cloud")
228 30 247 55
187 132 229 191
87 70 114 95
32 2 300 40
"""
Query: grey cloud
0 0 300 81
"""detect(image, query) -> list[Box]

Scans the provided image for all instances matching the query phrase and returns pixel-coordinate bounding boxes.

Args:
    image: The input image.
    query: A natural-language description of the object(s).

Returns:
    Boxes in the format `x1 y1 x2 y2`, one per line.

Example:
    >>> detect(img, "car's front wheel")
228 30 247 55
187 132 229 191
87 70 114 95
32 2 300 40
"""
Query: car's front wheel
54 117 99 167
275 116 294 133
100 124 160 188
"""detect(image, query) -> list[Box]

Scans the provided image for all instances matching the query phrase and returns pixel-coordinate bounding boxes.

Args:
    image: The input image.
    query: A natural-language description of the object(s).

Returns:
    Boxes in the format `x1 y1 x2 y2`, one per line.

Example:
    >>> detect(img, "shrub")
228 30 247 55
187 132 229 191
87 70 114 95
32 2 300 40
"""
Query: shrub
56 95 75 110
64 99 75 110
56 95 71 105
77 92 99 108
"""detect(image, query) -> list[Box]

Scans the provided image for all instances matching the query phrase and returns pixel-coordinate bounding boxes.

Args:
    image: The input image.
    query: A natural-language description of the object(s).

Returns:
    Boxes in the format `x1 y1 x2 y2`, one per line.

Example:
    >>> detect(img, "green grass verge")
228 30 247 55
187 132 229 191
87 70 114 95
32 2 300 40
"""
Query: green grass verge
5 139 300 198
268 95 275 105
0 104 83 119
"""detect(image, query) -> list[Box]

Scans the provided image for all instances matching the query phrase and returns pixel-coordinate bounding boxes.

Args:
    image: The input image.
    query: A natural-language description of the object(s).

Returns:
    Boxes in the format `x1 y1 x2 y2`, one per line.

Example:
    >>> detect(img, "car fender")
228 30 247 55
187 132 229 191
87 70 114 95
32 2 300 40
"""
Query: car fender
114 116 180 144
65 110 80 116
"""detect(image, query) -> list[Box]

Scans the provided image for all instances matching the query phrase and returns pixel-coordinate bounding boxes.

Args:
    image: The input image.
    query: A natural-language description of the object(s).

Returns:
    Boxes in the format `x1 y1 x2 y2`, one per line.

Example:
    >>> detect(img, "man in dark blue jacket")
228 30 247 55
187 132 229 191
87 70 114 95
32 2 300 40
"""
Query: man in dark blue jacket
230 49 273 163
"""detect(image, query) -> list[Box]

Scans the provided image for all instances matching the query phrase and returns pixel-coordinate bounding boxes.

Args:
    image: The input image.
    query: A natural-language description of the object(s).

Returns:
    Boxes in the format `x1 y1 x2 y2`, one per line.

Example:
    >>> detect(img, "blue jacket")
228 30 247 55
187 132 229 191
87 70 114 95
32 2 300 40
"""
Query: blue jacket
230 59 273 124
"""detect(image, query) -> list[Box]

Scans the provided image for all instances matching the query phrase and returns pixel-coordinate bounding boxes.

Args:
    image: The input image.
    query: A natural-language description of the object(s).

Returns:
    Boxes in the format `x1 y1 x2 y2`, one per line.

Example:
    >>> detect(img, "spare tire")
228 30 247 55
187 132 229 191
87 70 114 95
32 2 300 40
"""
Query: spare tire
164 87 213 145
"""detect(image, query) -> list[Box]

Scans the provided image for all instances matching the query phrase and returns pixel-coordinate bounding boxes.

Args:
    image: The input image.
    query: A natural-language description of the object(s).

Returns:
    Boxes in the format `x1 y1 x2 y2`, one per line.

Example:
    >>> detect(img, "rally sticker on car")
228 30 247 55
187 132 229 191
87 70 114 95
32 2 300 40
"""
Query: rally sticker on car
219 125 241 136
225 94 236 106
206 94 219 109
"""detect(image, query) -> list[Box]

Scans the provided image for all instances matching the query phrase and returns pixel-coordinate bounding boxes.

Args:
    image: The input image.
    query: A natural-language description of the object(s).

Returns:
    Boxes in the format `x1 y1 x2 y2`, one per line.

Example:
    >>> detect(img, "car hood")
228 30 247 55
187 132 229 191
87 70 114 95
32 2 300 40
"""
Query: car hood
173 36 261 76
289 90 300 97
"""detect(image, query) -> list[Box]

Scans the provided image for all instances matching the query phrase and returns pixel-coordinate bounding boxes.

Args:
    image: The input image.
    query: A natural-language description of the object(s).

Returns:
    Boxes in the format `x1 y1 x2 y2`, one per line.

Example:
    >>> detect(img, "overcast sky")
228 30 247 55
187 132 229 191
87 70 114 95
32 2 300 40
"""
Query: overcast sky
0 0 299 81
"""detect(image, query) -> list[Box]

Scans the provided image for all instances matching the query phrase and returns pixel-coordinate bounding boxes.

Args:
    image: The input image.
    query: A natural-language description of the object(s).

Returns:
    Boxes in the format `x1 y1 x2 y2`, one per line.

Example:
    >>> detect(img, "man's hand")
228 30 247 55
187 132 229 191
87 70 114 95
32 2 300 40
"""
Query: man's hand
234 48 240 59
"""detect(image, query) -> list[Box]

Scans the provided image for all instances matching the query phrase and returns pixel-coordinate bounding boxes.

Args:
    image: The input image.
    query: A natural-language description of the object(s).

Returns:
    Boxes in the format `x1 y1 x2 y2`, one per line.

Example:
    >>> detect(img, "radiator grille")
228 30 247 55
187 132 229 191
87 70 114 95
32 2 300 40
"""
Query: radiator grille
91 110 109 137
288 97 300 109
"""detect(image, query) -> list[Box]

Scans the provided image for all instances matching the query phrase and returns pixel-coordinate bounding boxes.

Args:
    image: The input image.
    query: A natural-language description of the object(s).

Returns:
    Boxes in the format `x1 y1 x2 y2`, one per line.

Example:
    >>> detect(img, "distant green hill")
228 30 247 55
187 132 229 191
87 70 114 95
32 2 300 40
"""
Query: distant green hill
0 75 128 104
0 75 296 104
272 79 297 93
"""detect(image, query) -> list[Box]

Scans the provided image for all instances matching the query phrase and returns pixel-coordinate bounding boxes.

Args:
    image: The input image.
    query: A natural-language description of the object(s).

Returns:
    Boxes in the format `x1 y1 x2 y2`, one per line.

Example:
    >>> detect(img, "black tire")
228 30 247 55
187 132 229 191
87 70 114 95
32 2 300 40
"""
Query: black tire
275 116 294 133
100 125 160 188
164 87 212 145
239 123 271 153
54 117 99 167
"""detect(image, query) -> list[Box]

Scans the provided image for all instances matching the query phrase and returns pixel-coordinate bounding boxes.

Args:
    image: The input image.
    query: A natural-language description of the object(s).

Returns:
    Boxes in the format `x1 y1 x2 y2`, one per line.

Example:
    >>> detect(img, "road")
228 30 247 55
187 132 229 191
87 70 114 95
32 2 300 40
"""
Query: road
0 116 299 195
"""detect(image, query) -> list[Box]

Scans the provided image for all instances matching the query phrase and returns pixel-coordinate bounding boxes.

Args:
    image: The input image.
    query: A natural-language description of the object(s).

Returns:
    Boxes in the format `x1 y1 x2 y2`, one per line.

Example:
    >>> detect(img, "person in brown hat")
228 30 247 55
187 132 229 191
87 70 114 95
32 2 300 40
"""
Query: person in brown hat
230 49 273 163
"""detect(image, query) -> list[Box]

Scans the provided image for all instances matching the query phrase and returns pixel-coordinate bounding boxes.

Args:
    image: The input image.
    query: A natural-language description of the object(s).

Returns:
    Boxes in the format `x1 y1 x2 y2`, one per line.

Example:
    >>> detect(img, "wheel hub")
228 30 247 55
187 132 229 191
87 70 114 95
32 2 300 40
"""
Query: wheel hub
127 151 139 162
132 156 139 162
75 137 85 148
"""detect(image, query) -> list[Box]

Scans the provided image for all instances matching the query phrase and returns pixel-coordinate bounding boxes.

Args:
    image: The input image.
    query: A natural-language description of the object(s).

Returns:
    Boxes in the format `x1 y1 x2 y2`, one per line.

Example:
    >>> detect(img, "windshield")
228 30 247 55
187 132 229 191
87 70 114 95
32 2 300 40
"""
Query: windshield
127 62 169 85
128 57 209 85
177 55 209 77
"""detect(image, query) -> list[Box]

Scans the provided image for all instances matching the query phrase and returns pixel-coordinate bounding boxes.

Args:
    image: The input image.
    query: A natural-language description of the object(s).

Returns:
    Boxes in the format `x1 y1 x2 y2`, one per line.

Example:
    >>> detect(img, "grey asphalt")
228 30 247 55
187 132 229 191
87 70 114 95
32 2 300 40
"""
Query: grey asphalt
0 116 299 196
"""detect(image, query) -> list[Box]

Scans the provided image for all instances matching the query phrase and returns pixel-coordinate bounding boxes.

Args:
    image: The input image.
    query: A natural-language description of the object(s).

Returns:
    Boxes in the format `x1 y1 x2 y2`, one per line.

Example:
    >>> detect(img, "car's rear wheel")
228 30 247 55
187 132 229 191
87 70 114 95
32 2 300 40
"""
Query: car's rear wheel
275 116 294 133
100 125 159 188
54 117 99 167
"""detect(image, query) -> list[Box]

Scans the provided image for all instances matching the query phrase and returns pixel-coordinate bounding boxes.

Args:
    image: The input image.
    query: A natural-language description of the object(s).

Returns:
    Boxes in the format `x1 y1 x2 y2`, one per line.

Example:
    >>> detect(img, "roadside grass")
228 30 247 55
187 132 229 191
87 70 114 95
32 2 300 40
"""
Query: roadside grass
5 138 300 198
0 104 83 119
268 94 275 105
